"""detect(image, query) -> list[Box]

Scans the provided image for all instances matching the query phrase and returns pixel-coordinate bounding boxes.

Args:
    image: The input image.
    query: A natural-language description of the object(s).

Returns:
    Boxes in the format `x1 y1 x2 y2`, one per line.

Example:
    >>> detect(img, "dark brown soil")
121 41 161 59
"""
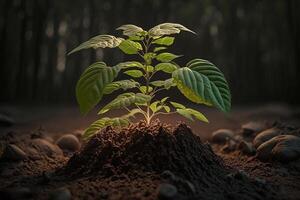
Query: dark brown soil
63 121 281 200
1 105 299 200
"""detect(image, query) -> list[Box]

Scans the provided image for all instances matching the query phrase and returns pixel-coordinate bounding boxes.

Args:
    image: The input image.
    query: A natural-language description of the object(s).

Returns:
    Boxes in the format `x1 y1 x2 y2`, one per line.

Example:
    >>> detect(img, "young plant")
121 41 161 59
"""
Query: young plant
69 23 231 140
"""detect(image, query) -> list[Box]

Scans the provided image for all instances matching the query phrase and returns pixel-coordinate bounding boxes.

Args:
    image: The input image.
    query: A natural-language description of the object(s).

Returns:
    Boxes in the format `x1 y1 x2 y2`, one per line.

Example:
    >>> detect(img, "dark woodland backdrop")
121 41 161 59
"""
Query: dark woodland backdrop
0 0 299 105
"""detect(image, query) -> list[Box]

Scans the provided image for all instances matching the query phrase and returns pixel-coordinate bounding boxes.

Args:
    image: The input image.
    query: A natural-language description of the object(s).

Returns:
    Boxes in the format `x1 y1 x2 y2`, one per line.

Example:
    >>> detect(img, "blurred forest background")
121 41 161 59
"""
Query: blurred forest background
0 0 299 105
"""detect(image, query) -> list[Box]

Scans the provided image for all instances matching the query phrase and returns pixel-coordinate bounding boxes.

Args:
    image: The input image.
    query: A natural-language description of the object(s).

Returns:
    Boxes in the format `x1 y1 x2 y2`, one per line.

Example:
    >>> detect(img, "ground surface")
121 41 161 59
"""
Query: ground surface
0 103 300 199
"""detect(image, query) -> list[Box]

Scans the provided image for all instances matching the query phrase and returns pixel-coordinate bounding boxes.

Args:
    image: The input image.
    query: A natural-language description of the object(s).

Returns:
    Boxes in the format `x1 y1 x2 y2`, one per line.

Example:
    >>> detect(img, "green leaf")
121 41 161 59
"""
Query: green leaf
176 109 194 121
103 80 139 94
149 23 196 37
68 35 123 55
139 86 153 94
188 108 209 122
99 93 151 114
76 62 120 114
150 78 175 89
150 101 160 113
170 101 186 109
116 24 144 37
154 47 167 52
156 53 181 62
129 35 144 41
161 97 169 103
150 80 165 87
176 108 208 123
172 59 231 112
124 70 144 78
163 105 170 113
116 61 143 69
83 117 129 139
155 63 178 73
118 39 142 54
152 36 175 46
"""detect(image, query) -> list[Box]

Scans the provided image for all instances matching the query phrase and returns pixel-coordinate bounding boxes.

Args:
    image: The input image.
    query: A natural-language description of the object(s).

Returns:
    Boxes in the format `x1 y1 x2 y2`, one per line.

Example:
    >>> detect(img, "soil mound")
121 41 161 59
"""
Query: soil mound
65 121 225 178
65 121 280 199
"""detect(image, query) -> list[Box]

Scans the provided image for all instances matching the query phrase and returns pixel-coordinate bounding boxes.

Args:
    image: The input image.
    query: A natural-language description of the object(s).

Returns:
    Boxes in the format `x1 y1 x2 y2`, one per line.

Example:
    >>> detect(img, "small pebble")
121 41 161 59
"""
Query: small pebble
49 187 71 200
253 128 281 148
256 136 281 161
242 121 265 136
211 129 234 143
158 183 178 200
31 139 63 157
1 144 27 161
272 135 300 162
257 135 300 162
56 134 81 152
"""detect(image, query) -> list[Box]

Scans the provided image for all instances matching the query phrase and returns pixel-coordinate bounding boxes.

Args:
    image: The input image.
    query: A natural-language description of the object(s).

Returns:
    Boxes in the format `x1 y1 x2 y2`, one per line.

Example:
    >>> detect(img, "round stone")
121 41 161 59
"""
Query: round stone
31 139 63 157
242 121 265 136
257 135 300 162
253 128 281 148
56 134 81 152
211 129 234 143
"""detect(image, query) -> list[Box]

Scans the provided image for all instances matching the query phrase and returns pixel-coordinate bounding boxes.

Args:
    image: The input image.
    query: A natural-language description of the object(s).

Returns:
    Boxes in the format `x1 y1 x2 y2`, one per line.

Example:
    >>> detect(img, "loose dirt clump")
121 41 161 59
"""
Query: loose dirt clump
64 120 281 199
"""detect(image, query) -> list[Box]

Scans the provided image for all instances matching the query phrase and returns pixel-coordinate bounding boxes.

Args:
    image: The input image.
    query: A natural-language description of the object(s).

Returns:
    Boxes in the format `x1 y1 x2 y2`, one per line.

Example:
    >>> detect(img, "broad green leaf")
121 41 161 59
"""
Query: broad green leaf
156 53 181 62
156 105 163 112
76 62 120 114
116 61 143 69
83 117 129 139
155 63 178 73
116 24 144 36
103 80 139 94
154 47 167 52
149 23 196 37
173 78 210 105
150 78 175 89
176 108 208 123
118 40 142 54
176 109 194 121
139 86 153 94
99 93 151 114
152 36 174 46
170 101 186 109
129 35 144 41
150 101 160 113
150 80 165 87
172 59 231 112
188 108 209 122
68 35 123 55
163 105 170 113
124 70 144 78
